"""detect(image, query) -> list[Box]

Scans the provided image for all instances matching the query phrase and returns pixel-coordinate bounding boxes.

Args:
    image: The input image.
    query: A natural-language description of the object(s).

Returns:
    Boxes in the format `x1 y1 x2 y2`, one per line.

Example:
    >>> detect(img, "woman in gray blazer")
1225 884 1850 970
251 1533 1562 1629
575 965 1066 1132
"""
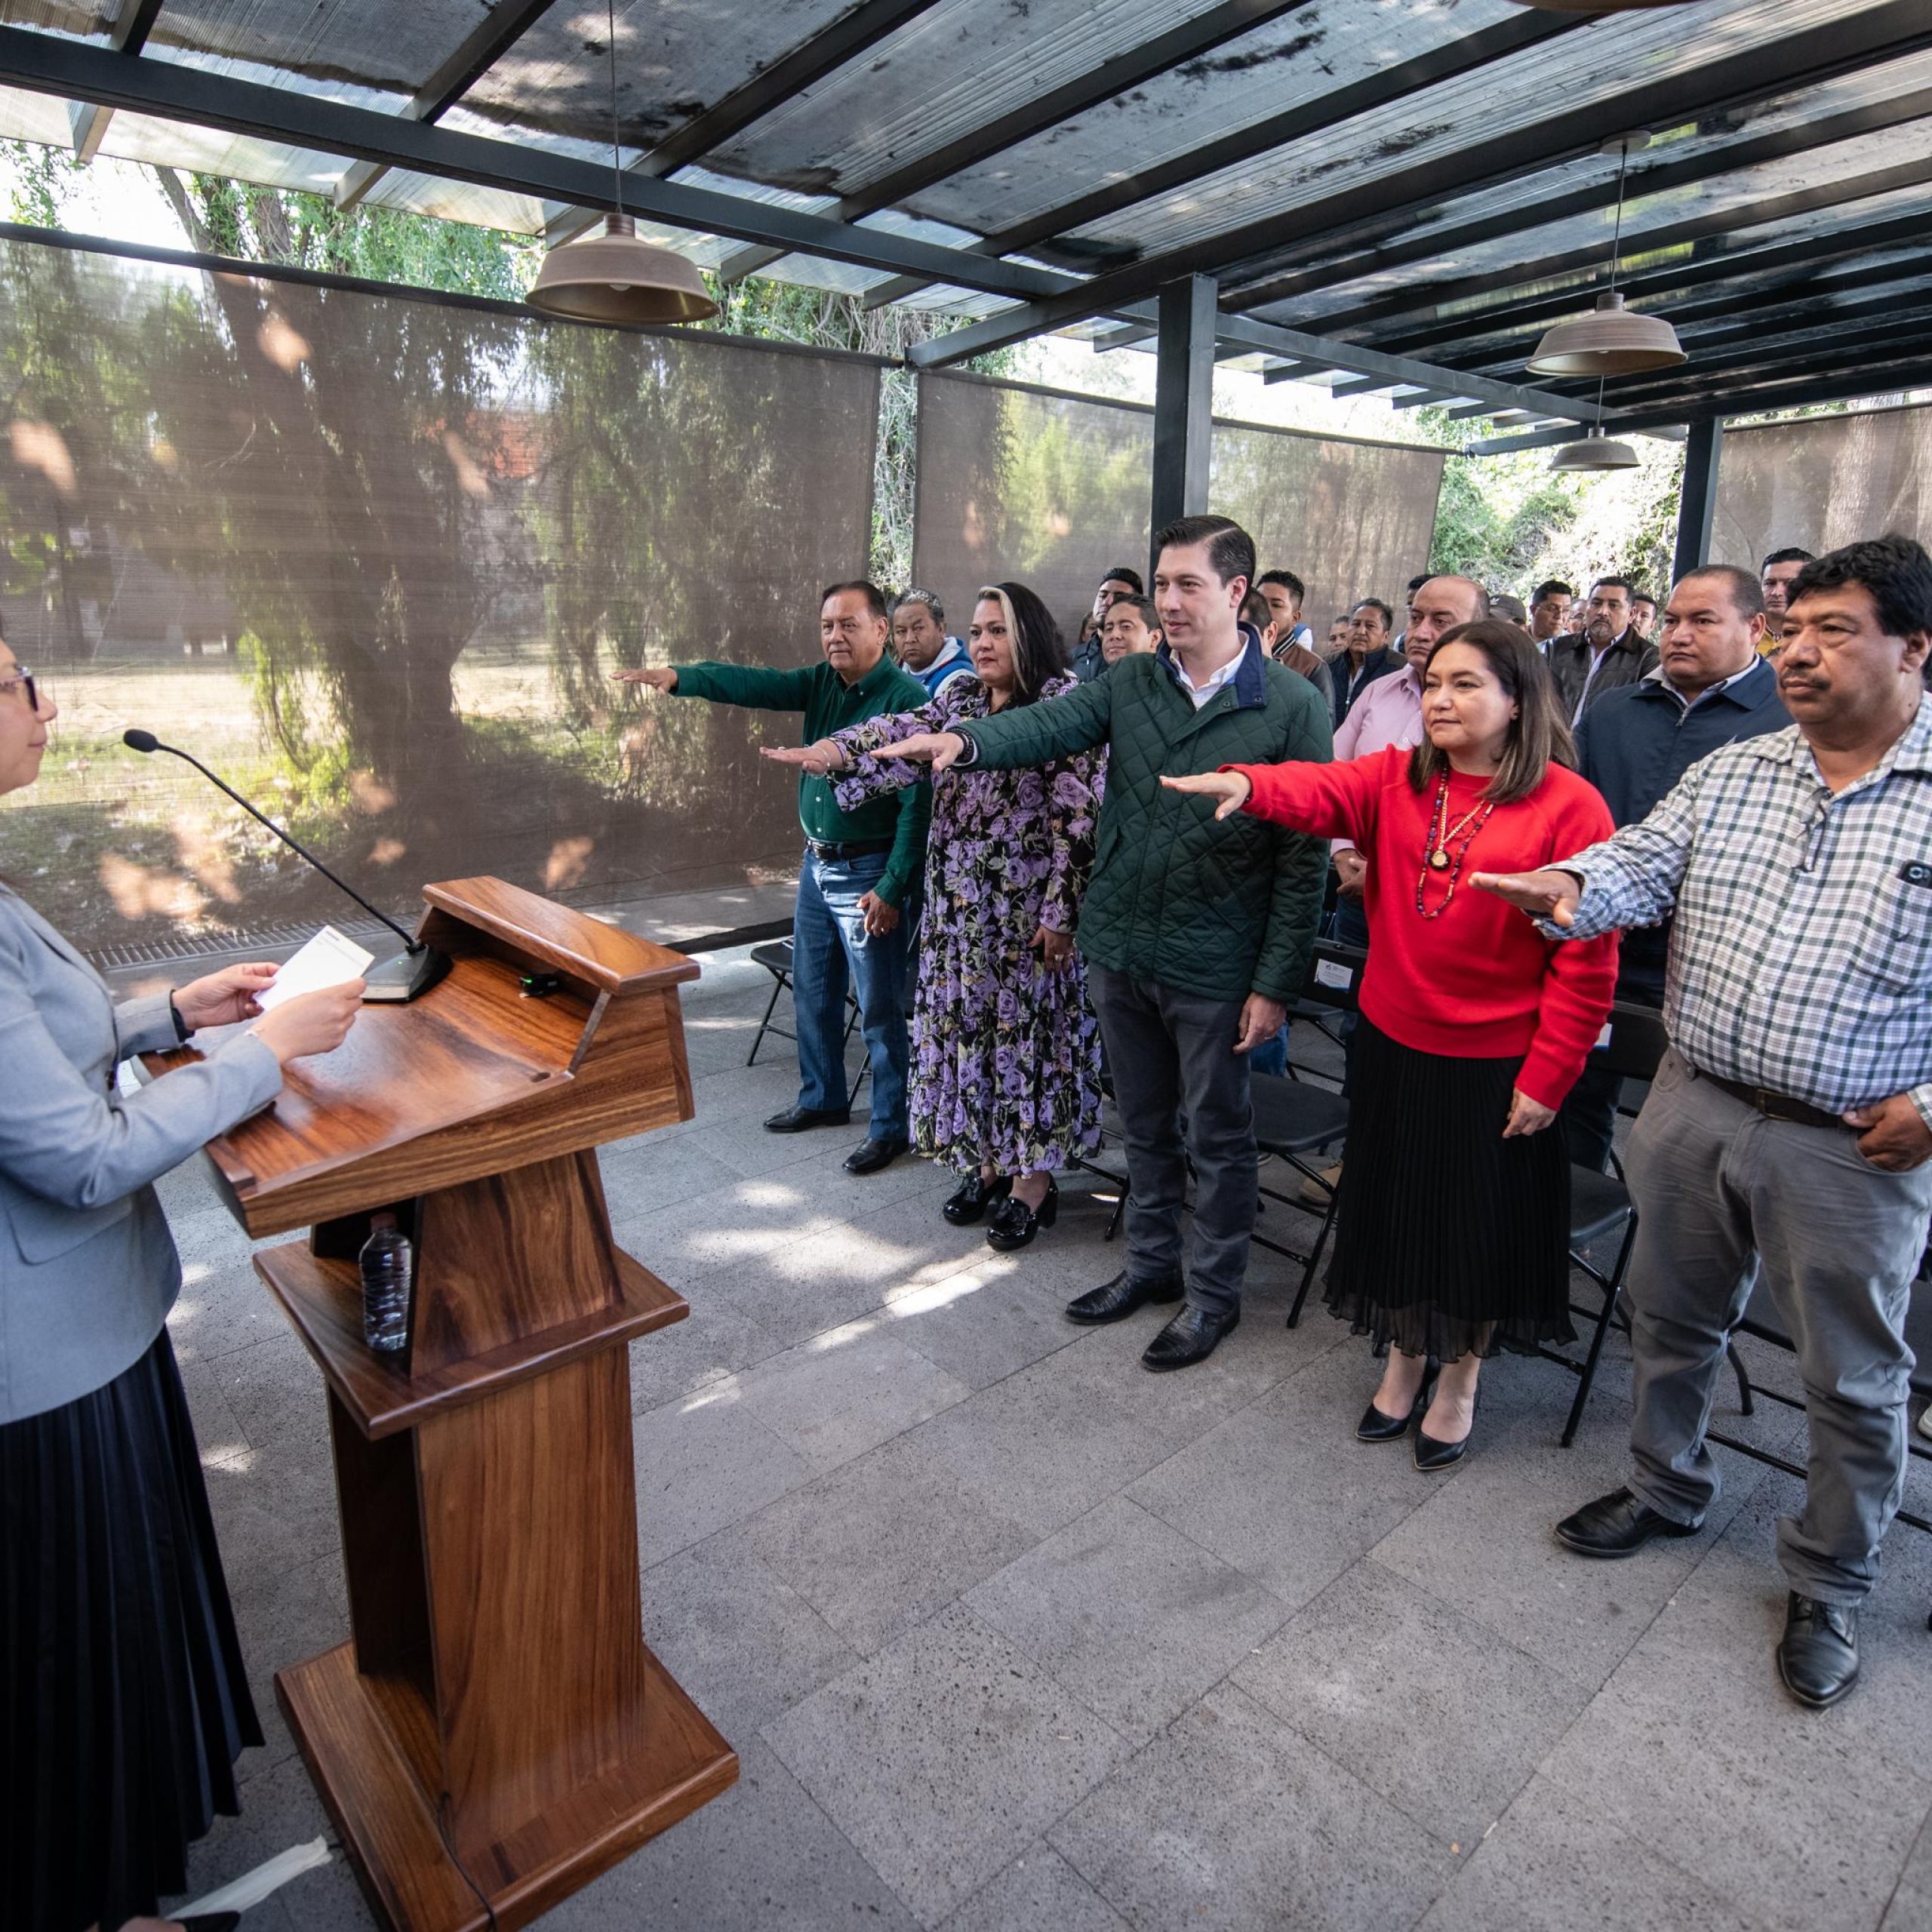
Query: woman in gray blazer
0 639 364 1932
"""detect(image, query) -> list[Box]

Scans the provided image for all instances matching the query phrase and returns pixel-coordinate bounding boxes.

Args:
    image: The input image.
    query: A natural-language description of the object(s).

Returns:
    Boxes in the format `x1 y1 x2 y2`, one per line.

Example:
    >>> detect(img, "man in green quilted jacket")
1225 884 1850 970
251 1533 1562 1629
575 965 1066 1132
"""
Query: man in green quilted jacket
876 516 1331 1370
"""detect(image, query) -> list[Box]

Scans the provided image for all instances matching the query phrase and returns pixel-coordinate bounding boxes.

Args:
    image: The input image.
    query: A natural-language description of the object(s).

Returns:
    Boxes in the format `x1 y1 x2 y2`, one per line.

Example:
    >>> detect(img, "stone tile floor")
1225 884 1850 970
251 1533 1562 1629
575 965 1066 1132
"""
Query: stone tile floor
157 946 1932 1931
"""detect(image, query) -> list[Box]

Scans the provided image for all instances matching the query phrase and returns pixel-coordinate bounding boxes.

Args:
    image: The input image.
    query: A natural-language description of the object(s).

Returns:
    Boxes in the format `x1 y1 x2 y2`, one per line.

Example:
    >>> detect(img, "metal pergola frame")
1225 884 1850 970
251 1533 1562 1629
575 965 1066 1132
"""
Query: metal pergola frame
2 0 1928 577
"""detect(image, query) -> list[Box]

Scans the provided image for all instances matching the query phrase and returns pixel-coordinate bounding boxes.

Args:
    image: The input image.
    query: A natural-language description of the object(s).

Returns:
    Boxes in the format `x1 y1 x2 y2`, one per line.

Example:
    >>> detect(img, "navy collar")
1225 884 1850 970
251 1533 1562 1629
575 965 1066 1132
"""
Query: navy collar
1155 626 1271 712
1634 654 1775 709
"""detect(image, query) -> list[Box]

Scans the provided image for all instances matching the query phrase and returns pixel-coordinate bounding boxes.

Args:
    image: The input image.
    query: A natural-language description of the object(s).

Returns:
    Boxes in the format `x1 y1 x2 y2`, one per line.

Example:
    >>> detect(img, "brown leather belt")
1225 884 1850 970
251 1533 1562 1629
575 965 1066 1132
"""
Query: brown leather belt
1694 1066 1849 1133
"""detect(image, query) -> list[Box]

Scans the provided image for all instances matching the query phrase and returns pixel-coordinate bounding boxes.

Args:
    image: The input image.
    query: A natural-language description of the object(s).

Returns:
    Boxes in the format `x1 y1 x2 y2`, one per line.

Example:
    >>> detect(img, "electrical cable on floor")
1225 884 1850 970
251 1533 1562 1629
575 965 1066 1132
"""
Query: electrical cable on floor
438 1792 500 1932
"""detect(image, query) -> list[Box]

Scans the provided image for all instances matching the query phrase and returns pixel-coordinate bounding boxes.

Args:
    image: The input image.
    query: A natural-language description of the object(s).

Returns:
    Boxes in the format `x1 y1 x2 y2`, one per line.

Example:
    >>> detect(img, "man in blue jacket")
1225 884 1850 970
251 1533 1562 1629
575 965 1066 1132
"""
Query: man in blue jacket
1564 564 1788 1168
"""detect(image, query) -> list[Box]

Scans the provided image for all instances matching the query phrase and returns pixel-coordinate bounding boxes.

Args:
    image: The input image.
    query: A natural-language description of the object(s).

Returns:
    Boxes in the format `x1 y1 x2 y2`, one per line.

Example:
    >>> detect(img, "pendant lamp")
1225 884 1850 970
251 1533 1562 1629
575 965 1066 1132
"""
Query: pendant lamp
1549 426 1641 472
1527 136 1684 378
528 0 718 327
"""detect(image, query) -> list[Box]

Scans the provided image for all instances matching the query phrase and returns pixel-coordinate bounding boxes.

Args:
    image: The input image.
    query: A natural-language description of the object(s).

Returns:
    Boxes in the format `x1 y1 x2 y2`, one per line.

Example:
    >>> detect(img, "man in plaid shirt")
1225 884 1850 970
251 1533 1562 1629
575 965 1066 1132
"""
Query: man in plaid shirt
1476 534 1932 1712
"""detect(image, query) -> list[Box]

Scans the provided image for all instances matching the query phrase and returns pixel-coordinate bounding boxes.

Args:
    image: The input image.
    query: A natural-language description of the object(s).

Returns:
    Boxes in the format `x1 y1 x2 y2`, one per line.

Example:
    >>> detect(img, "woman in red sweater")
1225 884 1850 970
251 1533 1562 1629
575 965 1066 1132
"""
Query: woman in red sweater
1164 620 1617 1467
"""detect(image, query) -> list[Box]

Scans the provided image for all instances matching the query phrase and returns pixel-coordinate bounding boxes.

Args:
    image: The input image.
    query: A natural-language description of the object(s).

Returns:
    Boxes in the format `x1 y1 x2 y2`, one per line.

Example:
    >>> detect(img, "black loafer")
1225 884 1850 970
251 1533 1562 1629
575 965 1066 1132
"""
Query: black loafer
1356 1363 1438 1443
1554 1485 1704 1559
765 1104 851 1134
1777 1592 1860 1708
1142 1304 1238 1372
943 1171 1011 1225
844 1135 909 1175
986 1177 1057 1251
1064 1269 1184 1325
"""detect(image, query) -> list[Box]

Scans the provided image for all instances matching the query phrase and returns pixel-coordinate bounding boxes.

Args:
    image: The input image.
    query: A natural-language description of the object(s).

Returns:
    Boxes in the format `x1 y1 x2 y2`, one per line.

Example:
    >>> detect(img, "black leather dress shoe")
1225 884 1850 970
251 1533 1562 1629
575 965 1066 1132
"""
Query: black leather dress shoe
1356 1364 1438 1444
986 1177 1057 1251
943 1171 1011 1225
765 1104 851 1134
1554 1485 1704 1559
844 1135 909 1175
1064 1269 1184 1326
1777 1593 1860 1708
1142 1304 1238 1372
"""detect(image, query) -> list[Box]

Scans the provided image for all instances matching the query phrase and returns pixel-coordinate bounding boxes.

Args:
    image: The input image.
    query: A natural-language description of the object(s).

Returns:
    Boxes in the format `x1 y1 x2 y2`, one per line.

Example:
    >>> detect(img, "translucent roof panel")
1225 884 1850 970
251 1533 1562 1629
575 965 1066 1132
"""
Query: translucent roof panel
0 3 112 35
1257 121 1932 339
457 0 863 152
137 0 491 112
77 108 352 198
1038 0 1883 285
358 168 546 238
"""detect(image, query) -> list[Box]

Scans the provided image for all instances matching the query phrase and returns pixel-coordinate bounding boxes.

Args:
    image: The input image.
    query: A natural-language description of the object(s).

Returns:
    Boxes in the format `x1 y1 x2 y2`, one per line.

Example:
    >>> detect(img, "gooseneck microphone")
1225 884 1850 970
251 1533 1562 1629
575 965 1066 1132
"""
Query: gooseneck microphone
122 728 449 1003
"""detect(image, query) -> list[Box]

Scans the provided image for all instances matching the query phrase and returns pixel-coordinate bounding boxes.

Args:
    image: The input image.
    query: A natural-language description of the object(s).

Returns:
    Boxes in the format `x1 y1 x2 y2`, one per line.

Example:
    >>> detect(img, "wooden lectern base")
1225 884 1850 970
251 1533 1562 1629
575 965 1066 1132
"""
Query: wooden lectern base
278 1641 734 1932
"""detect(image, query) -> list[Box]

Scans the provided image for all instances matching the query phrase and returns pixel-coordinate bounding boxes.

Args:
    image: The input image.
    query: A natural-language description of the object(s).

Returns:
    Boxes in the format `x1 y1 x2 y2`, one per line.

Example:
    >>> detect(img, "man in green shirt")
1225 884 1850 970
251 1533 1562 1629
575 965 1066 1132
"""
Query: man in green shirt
616 582 931 1174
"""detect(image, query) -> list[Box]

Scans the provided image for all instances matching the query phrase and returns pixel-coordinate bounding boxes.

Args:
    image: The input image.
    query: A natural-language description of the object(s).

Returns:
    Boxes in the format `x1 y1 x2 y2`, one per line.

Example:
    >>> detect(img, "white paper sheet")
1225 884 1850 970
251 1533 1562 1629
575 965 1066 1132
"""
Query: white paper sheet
255 924 375 1011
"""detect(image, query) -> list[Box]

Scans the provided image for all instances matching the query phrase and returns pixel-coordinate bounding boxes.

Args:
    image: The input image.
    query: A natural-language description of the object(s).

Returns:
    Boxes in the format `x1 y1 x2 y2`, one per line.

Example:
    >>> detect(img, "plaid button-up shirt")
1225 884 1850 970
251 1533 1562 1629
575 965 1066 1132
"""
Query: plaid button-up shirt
1555 694 1932 1128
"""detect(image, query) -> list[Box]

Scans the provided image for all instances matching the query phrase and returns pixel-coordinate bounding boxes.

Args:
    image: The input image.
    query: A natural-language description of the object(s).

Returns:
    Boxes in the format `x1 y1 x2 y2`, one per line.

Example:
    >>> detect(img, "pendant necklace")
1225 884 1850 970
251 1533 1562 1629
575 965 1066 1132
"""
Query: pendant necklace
1415 773 1495 918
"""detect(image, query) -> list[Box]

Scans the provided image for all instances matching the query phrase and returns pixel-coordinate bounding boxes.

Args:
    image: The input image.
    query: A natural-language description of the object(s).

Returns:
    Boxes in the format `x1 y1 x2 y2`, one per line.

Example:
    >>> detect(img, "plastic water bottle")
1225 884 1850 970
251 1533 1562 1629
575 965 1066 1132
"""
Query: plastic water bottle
359 1212 412 1355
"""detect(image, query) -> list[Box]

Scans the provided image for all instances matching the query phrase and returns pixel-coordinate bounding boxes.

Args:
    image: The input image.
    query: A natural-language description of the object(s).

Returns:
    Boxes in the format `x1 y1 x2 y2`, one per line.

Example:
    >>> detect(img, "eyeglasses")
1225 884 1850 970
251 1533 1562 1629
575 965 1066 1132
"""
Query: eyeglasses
0 667 37 711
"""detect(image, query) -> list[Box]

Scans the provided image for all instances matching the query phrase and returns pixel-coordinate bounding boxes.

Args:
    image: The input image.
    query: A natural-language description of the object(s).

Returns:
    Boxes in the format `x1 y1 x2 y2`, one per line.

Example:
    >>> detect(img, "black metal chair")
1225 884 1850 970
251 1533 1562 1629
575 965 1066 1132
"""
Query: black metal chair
746 937 867 1109
1252 938 1364 1326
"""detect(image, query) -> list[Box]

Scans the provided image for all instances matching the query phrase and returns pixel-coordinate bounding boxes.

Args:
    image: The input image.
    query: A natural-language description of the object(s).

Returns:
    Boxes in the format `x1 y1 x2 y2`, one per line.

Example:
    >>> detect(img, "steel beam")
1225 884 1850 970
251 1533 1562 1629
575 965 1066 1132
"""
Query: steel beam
860 8 1580 312
904 1 1932 368
1466 421 1687 456
1152 276 1217 537
335 0 558 212
715 0 1315 285
66 0 165 162
1674 419 1724 580
548 0 946 245
0 23 1082 301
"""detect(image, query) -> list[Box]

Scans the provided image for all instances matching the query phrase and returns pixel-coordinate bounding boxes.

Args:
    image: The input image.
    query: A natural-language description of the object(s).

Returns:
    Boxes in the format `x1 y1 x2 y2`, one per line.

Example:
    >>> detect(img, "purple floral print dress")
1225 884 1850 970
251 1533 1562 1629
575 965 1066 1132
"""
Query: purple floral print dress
831 673 1103 1176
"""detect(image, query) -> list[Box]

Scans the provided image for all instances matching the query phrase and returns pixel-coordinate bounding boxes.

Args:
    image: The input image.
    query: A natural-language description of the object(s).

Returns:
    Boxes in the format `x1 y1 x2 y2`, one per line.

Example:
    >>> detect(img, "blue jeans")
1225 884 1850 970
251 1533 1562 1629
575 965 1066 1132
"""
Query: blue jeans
792 848 912 1140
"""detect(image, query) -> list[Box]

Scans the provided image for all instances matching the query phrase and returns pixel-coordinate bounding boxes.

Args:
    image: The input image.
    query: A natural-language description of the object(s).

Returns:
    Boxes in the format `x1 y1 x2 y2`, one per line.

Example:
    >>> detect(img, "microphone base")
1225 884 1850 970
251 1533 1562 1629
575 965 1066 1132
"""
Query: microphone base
361 945 451 1004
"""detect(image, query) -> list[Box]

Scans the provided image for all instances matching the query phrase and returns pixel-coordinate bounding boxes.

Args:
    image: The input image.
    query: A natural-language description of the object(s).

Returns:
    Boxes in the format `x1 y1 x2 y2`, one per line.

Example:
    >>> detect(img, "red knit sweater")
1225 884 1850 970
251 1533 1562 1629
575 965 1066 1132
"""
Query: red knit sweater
1229 746 1620 1109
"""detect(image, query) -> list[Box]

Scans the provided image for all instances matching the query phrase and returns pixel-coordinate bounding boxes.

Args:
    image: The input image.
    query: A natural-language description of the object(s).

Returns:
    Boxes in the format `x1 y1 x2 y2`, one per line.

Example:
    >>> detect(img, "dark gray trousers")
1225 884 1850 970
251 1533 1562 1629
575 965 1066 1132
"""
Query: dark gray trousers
1623 1051 1932 1604
1087 961 1257 1316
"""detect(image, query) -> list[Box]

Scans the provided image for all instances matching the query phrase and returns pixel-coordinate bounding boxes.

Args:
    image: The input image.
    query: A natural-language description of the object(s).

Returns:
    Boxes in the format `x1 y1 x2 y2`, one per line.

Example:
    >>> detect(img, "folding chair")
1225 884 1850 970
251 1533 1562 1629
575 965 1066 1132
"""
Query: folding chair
745 937 867 1109
1549 1001 1750 1447
1252 937 1364 1327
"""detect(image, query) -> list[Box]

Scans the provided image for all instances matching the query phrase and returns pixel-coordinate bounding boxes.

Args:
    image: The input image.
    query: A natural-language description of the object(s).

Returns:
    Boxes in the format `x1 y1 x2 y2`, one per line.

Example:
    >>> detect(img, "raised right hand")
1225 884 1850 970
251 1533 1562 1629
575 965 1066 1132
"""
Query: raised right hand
1158 771 1253 820
612 666 678 694
1469 868 1583 926
253 982 363 1064
874 731 968 774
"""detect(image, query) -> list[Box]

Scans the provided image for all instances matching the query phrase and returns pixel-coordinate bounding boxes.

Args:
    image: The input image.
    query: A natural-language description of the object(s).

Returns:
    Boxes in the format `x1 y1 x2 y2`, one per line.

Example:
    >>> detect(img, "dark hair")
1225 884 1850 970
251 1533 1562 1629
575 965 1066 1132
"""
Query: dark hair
1407 572 1432 596
1531 579 1574 606
1351 598 1393 631
1103 593 1161 635
1100 565 1144 595
1257 568 1306 606
1153 515 1255 592
1240 589 1276 635
1788 534 1932 638
1408 620 1574 807
894 587 945 626
1491 592 1528 626
1590 575 1635 599
1675 565 1764 620
1630 589 1657 608
822 580 890 623
974 581 1068 702
1762 546 1816 573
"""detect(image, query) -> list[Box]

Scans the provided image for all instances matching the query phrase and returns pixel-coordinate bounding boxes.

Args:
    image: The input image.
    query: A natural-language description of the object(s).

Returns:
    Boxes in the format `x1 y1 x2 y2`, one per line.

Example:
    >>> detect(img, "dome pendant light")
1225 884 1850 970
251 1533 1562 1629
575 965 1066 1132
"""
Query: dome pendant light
1527 135 1684 379
528 0 718 327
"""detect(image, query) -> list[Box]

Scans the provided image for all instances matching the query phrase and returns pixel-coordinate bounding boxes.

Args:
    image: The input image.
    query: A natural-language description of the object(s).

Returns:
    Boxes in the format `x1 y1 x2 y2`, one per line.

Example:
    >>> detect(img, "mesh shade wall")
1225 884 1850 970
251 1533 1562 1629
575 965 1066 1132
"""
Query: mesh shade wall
0 236 880 957
1713 404 1932 569
912 372 1445 647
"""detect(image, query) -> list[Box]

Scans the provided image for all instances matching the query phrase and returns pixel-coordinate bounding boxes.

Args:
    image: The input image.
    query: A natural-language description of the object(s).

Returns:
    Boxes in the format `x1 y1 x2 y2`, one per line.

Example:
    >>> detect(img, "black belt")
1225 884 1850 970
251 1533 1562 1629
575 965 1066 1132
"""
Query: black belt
1694 1066 1850 1133
805 837 892 863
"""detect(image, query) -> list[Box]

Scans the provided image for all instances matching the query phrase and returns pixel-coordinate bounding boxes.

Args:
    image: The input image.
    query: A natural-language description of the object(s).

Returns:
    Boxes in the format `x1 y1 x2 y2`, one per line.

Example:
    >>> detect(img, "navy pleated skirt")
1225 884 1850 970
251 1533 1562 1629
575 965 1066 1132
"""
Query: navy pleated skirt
2 1328 261 1932
1324 1016 1575 1362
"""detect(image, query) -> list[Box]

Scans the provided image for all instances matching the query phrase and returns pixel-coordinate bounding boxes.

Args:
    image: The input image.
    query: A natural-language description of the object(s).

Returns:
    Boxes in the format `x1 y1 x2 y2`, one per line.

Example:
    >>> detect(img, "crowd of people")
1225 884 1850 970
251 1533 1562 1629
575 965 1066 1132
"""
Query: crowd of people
2 512 1928 1932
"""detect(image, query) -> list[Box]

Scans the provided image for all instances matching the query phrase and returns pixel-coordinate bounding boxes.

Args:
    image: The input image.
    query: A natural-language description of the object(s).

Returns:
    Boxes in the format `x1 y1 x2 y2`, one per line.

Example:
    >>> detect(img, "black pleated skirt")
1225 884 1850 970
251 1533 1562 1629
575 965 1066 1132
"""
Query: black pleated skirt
1324 1016 1575 1362
2 1329 262 1932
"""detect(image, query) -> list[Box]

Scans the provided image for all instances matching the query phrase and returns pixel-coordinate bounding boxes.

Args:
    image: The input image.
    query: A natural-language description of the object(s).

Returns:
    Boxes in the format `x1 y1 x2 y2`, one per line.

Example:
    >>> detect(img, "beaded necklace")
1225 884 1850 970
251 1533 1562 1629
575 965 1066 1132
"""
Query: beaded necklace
1414 771 1496 919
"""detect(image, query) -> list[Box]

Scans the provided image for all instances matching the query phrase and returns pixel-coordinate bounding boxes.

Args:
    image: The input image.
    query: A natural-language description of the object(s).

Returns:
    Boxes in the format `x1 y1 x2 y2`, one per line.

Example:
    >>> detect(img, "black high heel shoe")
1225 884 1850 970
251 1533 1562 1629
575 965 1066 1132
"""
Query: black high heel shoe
986 1177 1058 1251
1355 1361 1438 1443
943 1171 1012 1225
1414 1386 1480 1471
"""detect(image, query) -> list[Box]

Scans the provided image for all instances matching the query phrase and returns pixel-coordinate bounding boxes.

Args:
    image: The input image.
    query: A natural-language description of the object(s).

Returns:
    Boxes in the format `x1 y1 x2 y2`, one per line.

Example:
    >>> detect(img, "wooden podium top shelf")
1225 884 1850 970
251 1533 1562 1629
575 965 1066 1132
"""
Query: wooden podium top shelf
146 878 700 1238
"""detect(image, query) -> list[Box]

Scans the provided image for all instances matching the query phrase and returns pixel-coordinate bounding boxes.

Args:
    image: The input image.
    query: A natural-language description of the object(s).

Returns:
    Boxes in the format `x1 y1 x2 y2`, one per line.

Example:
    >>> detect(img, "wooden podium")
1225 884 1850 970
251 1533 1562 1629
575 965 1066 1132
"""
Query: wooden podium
157 878 737 1930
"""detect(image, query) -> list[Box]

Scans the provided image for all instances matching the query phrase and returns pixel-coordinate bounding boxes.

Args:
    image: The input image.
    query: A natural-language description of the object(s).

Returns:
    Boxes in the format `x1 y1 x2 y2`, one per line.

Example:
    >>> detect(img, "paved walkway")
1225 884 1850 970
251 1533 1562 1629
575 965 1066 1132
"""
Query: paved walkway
162 947 1932 1930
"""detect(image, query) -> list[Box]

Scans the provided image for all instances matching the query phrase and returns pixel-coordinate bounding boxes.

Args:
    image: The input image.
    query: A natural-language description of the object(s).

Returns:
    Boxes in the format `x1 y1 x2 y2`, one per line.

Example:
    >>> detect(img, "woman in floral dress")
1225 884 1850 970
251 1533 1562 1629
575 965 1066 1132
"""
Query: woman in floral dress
761 582 1103 1250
